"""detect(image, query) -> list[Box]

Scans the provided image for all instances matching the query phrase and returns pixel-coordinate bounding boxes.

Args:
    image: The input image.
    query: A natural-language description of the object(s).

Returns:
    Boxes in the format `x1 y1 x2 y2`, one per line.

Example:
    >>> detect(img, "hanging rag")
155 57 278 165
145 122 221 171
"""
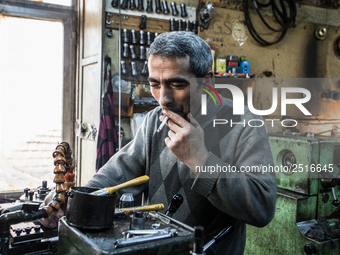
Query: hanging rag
96 57 118 172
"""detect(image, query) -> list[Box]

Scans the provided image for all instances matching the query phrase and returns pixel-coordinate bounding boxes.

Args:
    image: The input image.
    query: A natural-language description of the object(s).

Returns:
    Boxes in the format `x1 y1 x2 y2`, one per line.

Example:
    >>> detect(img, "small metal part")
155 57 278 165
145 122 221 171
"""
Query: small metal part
121 0 128 9
130 0 136 9
123 29 129 43
14 228 22 236
171 2 178 16
111 0 119 8
116 228 178 247
162 1 170 14
130 45 137 59
121 60 127 74
152 223 160 229
140 30 146 44
33 225 41 233
155 0 162 13
147 31 152 45
24 227 32 235
119 193 134 208
138 0 144 10
106 12 112 25
107 29 113 38
131 62 138 76
139 15 147 30
130 211 145 230
146 0 153 12
192 21 198 34
332 187 340 206
193 226 204 254
28 191 34 201
315 27 327 40
170 18 176 31
124 15 129 20
154 32 159 38
180 3 187 17
178 19 183 31
123 43 129 57
131 29 138 44
304 244 317 255
24 188 30 198
141 60 148 74
185 20 191 31
140 46 146 59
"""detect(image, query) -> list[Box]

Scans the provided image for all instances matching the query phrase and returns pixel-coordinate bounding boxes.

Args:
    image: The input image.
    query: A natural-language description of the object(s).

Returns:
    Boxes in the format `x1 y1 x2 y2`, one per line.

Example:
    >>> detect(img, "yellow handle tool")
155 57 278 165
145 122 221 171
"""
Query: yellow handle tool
115 204 164 216
91 175 149 196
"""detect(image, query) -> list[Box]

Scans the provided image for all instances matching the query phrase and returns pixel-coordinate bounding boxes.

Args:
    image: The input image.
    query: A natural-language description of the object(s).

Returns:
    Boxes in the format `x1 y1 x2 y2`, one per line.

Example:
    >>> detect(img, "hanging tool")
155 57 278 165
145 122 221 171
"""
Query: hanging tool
162 1 170 14
140 30 146 44
111 0 119 8
123 29 130 43
180 3 187 17
146 0 153 12
140 45 146 59
131 29 138 44
170 18 176 31
192 21 198 34
185 20 191 31
130 45 137 59
121 0 128 9
138 0 144 11
178 19 183 31
90 175 149 196
121 61 127 74
171 2 178 16
155 0 162 13
131 62 138 76
141 61 148 74
130 0 136 10
147 32 152 45
139 15 147 30
123 43 129 57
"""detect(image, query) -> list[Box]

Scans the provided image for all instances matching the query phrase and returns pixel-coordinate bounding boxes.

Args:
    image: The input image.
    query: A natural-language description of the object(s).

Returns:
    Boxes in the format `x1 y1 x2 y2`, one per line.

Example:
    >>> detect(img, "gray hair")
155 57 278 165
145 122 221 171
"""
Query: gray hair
147 31 212 78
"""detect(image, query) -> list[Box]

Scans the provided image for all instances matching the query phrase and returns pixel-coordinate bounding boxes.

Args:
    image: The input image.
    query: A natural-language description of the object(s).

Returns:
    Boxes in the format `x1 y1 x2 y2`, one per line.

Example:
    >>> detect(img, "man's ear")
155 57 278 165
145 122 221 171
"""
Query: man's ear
205 69 214 79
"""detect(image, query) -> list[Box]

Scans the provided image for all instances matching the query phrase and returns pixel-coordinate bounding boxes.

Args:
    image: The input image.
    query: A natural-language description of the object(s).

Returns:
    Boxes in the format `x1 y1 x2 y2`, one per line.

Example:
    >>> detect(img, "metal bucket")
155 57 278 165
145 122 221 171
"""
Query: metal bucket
66 186 117 230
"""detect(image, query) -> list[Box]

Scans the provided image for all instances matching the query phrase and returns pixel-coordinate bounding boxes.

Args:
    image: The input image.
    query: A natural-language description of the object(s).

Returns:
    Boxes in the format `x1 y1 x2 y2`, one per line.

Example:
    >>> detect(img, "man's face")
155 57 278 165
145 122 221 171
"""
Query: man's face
148 55 197 119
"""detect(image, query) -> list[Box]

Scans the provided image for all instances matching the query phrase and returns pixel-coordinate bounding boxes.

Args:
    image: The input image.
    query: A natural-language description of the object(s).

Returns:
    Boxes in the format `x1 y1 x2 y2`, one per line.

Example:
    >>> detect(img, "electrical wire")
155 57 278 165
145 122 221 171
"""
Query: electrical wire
244 0 297 46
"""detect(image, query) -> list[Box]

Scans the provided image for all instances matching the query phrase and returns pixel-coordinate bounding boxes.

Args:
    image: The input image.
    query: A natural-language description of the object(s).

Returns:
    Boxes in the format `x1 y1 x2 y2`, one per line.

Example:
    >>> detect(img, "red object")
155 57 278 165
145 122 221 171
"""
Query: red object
227 61 238 67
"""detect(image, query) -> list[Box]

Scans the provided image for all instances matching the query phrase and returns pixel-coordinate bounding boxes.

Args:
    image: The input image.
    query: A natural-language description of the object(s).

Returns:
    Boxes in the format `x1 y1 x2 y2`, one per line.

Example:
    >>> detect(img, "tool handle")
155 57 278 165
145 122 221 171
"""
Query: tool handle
107 175 149 195
123 203 164 214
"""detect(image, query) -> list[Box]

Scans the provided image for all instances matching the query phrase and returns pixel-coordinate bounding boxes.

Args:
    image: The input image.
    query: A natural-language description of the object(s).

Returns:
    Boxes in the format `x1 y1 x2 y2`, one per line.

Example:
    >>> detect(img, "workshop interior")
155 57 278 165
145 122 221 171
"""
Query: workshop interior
0 0 340 254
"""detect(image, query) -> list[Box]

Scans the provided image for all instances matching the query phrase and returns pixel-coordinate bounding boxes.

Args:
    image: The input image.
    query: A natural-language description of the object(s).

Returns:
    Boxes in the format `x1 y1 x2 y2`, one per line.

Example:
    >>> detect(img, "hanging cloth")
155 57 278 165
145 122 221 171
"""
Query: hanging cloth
96 57 118 172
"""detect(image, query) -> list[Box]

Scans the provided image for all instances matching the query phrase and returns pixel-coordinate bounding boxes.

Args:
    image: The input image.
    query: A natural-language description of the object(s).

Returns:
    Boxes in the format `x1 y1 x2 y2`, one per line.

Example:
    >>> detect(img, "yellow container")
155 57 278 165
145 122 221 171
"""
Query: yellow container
215 59 226 73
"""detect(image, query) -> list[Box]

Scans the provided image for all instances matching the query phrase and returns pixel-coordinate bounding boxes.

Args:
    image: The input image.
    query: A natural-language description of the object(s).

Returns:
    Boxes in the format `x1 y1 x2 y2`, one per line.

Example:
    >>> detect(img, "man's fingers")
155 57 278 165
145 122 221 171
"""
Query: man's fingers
187 113 199 128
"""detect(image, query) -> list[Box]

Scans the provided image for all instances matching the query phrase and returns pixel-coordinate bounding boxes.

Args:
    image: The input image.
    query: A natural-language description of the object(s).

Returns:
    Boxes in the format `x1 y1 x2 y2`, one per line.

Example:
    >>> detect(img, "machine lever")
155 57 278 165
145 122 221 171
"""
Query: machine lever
332 187 340 206
203 224 234 252
165 194 183 217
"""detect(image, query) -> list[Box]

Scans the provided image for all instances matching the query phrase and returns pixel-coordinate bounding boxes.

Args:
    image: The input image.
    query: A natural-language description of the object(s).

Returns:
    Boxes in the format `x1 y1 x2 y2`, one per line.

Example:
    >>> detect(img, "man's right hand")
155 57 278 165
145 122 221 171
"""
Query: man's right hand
39 190 66 228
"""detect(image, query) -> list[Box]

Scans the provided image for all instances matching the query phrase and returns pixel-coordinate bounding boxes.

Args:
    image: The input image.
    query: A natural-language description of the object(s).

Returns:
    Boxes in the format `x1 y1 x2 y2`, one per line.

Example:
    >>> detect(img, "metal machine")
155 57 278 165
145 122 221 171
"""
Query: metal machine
245 133 340 254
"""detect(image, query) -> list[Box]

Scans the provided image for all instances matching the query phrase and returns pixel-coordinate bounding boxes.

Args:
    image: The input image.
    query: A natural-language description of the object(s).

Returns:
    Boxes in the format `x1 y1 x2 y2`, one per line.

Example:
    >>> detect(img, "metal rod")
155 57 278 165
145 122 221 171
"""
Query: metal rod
118 0 122 150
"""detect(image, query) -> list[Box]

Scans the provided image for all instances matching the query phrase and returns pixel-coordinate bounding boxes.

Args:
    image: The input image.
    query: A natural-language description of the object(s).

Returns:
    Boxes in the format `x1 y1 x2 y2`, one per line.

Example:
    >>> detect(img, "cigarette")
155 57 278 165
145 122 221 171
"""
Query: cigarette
157 117 169 133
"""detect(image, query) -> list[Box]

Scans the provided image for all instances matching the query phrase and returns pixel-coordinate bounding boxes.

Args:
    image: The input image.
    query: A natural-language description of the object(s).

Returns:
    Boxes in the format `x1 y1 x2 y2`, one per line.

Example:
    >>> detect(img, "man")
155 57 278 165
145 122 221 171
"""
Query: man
41 31 276 254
